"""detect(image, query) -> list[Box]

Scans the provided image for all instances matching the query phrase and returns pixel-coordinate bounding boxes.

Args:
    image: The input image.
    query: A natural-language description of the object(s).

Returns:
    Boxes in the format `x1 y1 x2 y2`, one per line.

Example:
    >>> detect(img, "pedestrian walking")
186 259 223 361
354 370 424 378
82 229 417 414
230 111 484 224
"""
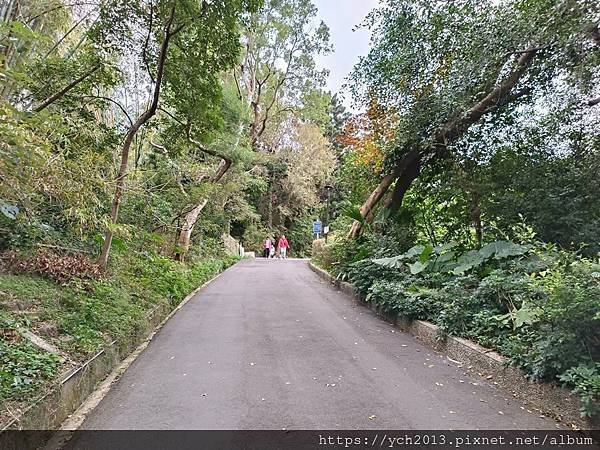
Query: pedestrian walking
263 236 272 258
277 234 290 259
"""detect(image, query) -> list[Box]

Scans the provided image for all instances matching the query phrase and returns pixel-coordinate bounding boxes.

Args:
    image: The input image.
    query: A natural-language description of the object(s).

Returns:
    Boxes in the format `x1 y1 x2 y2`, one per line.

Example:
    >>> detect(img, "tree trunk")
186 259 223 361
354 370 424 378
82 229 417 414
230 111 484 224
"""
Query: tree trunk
348 48 538 239
348 149 419 238
98 6 178 270
382 154 421 216
174 199 208 262
172 129 234 262
250 101 261 148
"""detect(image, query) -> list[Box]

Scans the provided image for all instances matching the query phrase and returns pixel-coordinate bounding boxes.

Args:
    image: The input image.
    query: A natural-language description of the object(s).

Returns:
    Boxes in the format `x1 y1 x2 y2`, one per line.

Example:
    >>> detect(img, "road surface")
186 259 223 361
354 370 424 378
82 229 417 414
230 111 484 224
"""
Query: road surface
75 259 554 430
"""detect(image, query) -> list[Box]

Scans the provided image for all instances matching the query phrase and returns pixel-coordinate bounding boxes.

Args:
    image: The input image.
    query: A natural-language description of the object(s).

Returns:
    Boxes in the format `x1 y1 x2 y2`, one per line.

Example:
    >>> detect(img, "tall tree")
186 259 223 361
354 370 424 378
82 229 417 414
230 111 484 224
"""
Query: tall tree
237 0 331 151
99 0 259 269
347 0 599 238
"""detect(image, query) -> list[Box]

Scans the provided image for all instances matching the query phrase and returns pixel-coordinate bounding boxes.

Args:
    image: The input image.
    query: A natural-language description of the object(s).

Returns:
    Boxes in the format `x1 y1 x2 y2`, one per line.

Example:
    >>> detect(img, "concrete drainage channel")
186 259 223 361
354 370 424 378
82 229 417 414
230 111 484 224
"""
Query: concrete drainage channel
0 267 231 445
307 260 595 430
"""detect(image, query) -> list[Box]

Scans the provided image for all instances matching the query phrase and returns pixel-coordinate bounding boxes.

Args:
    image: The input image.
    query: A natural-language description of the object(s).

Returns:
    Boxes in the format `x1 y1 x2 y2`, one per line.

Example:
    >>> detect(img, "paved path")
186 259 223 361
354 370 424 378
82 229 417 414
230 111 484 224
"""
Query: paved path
77 259 555 430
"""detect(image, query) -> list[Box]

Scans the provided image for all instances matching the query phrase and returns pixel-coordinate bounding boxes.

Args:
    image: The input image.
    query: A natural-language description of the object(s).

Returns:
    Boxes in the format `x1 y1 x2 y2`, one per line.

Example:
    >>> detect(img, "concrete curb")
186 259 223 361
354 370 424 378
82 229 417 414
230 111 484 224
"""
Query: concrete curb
1 262 235 434
308 261 594 430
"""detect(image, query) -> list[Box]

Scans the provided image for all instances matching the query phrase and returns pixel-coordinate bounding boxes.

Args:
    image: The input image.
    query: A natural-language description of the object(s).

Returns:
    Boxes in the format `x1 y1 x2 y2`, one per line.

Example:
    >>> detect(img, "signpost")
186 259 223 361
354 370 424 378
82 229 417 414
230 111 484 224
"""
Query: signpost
312 219 322 239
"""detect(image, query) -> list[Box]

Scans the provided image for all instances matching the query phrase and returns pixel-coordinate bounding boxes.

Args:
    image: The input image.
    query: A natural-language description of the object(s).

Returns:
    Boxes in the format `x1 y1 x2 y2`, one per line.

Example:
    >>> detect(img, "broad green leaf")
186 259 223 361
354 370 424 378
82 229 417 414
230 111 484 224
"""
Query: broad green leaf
419 244 434 263
511 305 541 329
408 260 428 274
404 245 425 258
372 255 405 269
434 241 458 254
452 250 486 274
479 241 531 260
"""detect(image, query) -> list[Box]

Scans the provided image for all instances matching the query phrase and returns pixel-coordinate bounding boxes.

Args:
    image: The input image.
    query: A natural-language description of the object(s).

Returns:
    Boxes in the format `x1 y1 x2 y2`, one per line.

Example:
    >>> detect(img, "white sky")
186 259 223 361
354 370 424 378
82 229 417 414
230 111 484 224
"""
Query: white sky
314 0 379 111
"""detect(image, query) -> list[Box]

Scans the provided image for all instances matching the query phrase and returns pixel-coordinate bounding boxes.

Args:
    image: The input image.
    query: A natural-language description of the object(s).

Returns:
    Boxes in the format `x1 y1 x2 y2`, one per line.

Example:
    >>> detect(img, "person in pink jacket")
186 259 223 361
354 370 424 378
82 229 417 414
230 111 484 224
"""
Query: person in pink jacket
263 236 272 258
277 235 290 259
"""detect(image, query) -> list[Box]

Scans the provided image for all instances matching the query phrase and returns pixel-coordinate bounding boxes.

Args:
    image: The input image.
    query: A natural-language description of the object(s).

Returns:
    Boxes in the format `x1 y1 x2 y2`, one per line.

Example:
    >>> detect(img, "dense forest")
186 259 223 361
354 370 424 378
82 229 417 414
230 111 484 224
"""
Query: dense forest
0 0 598 423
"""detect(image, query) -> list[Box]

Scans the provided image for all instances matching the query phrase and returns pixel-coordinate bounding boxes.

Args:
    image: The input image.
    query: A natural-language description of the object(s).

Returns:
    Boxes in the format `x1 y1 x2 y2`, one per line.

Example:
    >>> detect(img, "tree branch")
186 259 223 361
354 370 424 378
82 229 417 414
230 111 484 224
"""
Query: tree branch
80 95 133 127
33 65 100 112
587 96 600 107
434 48 538 149
142 1 156 84
44 7 96 58
186 124 232 165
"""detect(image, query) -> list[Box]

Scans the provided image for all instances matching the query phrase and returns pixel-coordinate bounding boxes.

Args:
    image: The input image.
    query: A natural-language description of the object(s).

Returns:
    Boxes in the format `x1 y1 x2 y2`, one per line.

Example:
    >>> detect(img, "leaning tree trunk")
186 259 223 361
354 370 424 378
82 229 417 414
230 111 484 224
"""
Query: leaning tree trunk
382 154 421 216
98 7 178 270
173 154 232 262
174 199 209 262
347 169 400 238
348 48 538 239
348 149 420 238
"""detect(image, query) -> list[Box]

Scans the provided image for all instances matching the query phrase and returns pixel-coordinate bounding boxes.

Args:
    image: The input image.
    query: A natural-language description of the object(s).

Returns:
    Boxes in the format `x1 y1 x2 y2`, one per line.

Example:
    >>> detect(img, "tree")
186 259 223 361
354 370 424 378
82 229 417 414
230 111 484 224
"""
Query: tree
237 0 331 151
275 122 336 224
98 3 181 270
347 0 599 238
98 0 259 269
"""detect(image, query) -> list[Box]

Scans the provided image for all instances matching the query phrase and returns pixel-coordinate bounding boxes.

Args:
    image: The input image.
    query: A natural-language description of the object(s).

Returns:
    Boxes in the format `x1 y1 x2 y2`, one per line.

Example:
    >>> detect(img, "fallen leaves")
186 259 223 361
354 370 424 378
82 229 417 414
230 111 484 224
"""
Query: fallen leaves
1 249 102 285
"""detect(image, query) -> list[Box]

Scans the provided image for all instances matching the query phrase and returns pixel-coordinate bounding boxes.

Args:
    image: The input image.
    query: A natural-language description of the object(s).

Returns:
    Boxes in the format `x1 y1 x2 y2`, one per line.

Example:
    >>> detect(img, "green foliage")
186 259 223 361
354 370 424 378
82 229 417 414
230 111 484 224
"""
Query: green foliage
373 240 532 275
366 278 438 320
329 234 600 417
0 340 60 401
0 251 237 402
560 364 600 418
285 216 314 258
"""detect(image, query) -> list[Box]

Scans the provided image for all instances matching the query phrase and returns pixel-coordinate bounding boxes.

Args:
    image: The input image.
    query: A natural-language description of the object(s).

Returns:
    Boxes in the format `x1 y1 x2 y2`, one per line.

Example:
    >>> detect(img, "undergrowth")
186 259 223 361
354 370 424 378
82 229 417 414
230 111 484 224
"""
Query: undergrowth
0 239 238 405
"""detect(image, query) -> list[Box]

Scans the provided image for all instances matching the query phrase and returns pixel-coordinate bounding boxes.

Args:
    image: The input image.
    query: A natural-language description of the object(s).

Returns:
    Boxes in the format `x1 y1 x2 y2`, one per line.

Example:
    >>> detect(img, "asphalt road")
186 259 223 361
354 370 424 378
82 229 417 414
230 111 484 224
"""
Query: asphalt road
75 258 555 430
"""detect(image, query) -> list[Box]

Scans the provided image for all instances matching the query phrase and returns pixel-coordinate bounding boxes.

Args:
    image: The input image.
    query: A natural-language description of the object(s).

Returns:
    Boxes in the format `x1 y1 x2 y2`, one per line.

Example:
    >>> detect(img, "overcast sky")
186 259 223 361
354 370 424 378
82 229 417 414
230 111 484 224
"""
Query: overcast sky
314 0 379 111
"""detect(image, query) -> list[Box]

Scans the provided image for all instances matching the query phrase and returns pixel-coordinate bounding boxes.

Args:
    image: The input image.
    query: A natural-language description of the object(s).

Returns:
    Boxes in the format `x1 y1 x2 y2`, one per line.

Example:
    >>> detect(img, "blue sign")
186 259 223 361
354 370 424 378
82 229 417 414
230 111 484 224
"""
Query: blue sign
312 220 322 234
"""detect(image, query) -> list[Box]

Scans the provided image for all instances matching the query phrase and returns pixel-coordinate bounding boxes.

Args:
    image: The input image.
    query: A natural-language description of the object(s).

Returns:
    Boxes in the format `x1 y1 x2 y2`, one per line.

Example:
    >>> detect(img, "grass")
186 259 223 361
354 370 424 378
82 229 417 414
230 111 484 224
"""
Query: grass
0 247 238 412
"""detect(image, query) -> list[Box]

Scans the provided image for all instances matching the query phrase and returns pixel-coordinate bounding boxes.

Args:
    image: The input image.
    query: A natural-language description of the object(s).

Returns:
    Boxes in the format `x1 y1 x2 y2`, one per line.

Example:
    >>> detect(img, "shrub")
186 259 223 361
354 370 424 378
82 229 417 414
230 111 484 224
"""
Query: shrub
325 235 600 417
344 259 403 295
0 249 238 402
0 340 60 400
560 364 600 418
367 279 439 319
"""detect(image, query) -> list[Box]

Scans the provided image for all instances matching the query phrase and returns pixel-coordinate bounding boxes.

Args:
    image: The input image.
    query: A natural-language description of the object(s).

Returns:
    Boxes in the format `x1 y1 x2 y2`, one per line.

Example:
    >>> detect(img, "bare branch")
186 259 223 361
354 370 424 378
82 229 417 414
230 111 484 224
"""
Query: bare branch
186 124 232 165
44 7 97 58
587 96 600 107
142 1 156 84
80 95 133 127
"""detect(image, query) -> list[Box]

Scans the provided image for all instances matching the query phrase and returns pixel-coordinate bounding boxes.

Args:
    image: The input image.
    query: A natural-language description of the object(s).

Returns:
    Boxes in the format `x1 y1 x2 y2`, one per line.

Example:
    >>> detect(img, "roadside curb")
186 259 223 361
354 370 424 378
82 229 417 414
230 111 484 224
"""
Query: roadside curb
0 262 235 436
307 260 594 430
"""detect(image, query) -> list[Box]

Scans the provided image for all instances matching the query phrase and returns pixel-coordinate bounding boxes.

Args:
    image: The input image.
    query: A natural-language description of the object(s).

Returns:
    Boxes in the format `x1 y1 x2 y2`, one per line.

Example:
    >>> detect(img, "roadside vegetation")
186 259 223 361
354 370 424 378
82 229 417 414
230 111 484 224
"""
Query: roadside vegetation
0 235 237 418
315 239 599 418
0 0 336 420
313 0 599 419
0 0 598 425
